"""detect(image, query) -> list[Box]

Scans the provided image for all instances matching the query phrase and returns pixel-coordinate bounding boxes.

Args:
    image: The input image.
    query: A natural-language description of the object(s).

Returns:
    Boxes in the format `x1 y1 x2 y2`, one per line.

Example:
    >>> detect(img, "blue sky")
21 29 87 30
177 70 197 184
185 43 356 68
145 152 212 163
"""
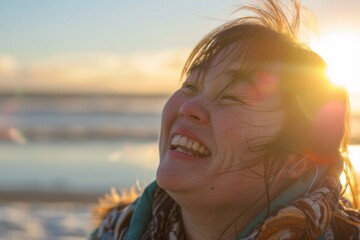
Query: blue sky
0 0 359 94
0 0 240 60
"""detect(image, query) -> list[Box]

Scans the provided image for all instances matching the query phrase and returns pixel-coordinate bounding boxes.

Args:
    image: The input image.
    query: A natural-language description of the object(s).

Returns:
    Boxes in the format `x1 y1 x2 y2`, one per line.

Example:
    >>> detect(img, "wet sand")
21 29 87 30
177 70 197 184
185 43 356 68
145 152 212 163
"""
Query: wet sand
0 190 102 203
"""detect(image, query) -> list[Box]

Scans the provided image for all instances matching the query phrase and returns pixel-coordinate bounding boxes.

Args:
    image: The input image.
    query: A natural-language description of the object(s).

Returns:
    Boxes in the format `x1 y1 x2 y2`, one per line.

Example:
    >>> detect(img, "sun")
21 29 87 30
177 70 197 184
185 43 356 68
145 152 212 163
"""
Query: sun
311 32 360 92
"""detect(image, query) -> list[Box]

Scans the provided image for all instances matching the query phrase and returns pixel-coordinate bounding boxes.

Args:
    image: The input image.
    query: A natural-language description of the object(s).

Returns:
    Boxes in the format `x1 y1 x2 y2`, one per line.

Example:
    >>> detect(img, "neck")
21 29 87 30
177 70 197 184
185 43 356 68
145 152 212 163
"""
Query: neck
175 193 266 240
181 210 239 240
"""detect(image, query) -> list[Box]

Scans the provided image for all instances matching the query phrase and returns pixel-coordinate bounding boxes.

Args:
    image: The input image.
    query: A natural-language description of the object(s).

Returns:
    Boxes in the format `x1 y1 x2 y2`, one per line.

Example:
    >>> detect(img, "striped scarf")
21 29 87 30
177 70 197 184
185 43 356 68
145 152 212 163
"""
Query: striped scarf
91 176 360 240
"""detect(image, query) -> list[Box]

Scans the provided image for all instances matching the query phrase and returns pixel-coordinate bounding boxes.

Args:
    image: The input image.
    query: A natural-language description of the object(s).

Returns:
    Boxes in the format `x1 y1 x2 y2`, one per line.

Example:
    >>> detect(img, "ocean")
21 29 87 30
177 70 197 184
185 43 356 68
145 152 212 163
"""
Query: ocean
1 93 360 239
0 94 166 194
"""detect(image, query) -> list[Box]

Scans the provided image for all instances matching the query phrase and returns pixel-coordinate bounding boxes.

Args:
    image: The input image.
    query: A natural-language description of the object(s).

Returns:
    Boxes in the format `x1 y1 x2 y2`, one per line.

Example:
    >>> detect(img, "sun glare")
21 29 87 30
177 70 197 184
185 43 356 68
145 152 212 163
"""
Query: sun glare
311 32 360 92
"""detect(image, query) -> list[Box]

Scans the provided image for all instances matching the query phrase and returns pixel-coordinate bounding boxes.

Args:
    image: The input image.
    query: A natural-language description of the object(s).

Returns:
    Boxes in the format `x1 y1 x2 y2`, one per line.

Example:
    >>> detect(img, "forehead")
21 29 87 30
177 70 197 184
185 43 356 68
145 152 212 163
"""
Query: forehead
190 42 279 87
207 42 248 75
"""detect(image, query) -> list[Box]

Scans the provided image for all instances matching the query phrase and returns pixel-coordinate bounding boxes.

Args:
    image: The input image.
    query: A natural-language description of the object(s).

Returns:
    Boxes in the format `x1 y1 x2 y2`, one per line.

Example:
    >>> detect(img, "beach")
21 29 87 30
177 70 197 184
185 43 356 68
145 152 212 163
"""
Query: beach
0 202 94 240
0 139 158 239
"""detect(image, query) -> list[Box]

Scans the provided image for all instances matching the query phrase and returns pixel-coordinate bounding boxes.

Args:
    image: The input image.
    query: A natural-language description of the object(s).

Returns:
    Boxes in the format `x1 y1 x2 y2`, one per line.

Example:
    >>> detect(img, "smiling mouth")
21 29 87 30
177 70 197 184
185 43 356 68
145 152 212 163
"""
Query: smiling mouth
170 134 210 157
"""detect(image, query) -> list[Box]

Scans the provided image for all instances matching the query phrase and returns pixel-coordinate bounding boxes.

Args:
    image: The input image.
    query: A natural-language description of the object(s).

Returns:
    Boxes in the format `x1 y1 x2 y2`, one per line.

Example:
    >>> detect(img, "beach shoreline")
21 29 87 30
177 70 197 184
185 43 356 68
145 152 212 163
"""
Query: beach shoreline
0 189 102 203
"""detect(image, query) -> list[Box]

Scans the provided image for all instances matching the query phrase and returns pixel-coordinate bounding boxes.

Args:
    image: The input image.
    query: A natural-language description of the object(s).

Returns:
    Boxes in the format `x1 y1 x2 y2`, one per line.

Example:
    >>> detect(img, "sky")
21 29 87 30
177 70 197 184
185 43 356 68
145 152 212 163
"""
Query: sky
0 0 360 95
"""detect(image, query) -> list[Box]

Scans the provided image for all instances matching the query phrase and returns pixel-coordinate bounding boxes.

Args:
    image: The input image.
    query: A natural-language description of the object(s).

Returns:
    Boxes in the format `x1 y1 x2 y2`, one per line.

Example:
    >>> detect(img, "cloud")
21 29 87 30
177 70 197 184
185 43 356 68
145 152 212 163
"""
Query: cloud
0 55 17 77
13 49 190 94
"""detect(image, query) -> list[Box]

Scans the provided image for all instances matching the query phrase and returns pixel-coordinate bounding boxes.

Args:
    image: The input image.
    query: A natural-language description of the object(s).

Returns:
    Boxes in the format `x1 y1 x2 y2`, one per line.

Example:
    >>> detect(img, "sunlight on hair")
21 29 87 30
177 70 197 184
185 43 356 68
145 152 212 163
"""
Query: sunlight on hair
311 32 360 92
347 146 360 173
341 146 360 198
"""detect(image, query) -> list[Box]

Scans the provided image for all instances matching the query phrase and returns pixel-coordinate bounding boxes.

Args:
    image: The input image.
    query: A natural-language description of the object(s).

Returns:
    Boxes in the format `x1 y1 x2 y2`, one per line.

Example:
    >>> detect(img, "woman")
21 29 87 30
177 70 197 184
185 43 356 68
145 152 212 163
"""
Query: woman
90 0 360 239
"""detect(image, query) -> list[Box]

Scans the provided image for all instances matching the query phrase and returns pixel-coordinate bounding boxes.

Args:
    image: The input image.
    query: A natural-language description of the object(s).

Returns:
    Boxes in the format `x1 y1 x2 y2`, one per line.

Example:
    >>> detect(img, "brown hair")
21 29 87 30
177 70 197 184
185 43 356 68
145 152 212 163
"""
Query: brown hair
181 0 360 207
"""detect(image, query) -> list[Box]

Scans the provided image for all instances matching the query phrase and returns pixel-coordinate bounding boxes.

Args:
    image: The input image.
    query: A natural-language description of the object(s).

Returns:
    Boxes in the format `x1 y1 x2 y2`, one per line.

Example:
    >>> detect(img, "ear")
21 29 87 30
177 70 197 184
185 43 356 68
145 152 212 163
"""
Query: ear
280 153 309 180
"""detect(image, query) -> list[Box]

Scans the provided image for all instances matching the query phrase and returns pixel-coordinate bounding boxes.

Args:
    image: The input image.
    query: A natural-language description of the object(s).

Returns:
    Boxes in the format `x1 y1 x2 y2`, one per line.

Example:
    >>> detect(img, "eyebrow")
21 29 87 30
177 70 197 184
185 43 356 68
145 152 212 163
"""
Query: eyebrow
212 69 254 98
187 64 256 88
221 69 253 84
188 61 205 75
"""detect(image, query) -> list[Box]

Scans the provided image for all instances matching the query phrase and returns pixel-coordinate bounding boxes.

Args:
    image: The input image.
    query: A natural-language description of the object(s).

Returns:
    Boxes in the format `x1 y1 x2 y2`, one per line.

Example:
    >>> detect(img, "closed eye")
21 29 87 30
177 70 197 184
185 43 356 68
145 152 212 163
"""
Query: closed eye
221 95 250 106
181 82 198 94
222 95 238 101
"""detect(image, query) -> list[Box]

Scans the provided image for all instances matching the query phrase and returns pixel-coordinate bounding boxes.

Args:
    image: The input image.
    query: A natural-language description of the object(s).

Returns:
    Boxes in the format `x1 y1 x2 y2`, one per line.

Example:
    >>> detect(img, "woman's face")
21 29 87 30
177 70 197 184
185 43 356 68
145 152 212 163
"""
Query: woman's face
157 47 285 205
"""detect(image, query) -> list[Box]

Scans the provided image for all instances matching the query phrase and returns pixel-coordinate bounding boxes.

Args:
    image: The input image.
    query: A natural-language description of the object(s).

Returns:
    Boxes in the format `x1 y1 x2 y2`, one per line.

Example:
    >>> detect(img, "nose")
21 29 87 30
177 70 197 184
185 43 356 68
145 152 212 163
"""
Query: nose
179 97 209 124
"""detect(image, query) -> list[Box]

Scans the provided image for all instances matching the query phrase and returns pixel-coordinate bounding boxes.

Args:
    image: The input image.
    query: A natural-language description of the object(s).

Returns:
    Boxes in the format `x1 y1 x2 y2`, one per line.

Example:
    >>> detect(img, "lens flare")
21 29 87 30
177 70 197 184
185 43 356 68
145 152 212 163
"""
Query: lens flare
311 32 360 92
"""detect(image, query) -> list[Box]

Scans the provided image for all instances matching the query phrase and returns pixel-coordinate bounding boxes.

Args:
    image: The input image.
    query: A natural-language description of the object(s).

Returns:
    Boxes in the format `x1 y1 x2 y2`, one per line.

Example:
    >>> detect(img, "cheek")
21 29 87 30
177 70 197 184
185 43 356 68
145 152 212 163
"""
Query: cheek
212 108 283 169
159 94 181 156
161 96 178 127
210 109 248 169
213 108 246 143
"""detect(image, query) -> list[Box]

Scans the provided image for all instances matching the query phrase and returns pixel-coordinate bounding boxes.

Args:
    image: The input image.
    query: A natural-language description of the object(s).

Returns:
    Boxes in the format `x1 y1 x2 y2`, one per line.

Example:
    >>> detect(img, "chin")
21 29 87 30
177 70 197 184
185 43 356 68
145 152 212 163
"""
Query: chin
156 161 197 193
156 163 180 191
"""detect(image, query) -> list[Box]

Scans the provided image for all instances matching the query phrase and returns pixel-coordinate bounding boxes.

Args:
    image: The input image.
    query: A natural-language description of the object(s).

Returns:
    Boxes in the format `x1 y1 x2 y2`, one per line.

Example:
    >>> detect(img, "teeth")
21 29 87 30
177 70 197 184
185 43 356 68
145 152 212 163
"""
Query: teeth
171 134 210 157
199 146 205 154
176 147 194 156
192 141 199 151
186 140 192 149
171 135 180 145
179 136 187 146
